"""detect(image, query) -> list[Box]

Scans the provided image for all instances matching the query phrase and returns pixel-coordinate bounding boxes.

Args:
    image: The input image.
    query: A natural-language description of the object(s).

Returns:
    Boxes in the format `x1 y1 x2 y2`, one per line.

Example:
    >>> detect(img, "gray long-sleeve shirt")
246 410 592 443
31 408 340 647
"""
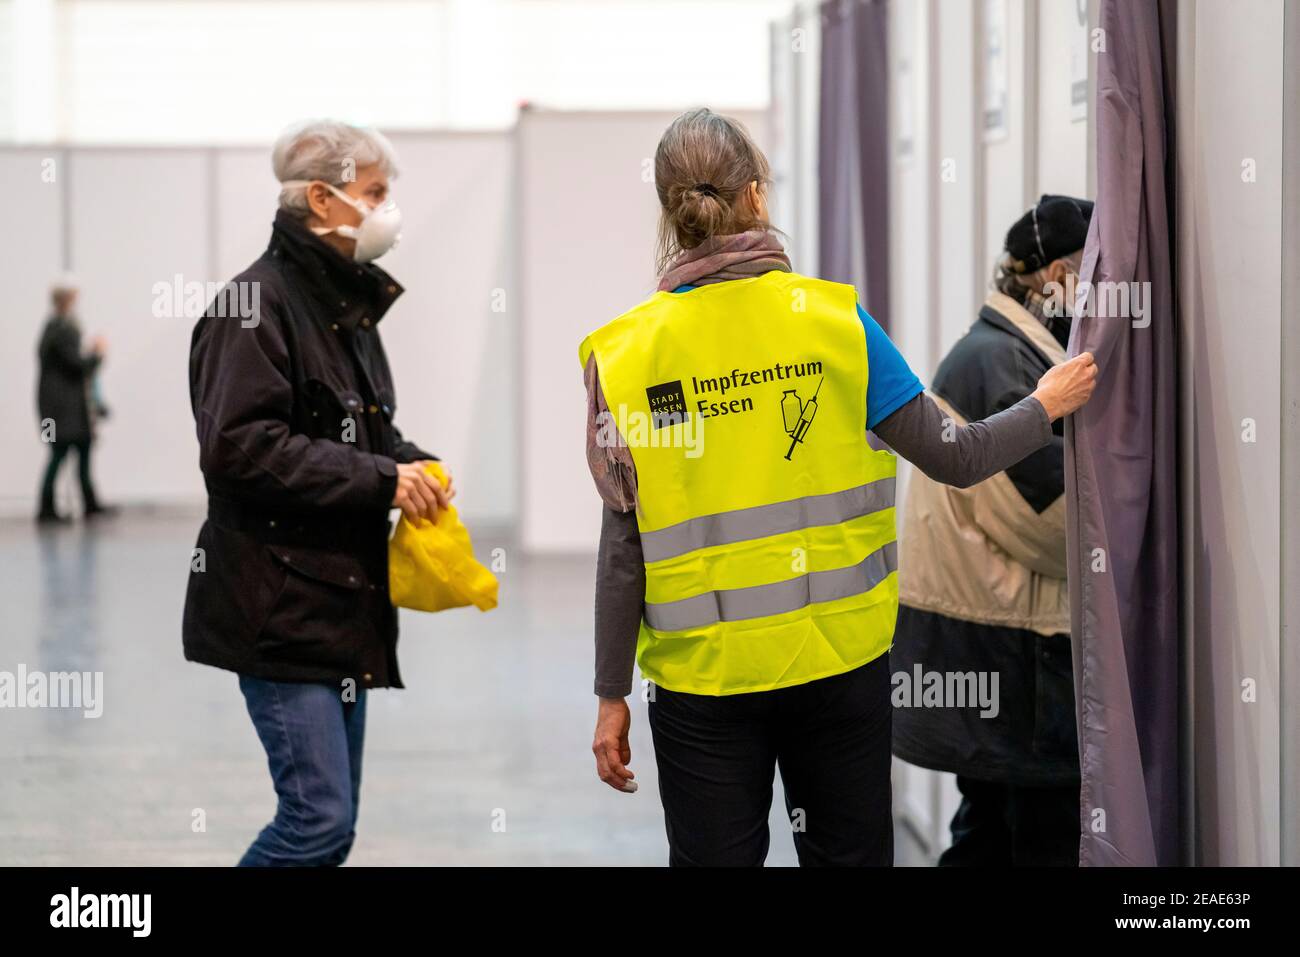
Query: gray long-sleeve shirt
592 391 1053 698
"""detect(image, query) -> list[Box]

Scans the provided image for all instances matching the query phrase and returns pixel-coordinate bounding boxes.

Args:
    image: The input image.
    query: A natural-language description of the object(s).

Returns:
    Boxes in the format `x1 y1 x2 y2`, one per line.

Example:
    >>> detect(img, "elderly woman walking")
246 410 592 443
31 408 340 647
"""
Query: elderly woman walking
183 119 451 866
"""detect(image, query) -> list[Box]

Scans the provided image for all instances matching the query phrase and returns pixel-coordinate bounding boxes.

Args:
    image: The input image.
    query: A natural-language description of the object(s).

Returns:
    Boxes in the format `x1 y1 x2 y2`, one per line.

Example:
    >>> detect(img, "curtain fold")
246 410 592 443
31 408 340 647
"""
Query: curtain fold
818 0 891 331
1066 0 1181 866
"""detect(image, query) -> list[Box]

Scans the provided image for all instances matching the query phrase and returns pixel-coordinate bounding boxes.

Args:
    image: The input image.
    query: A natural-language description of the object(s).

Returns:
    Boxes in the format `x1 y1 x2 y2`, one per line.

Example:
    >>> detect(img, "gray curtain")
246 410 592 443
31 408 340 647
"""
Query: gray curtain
818 0 891 332
1066 0 1181 866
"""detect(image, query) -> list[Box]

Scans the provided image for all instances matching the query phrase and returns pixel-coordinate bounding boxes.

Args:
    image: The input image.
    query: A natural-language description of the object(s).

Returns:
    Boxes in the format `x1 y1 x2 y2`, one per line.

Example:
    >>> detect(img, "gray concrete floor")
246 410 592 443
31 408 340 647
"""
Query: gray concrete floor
0 509 919 866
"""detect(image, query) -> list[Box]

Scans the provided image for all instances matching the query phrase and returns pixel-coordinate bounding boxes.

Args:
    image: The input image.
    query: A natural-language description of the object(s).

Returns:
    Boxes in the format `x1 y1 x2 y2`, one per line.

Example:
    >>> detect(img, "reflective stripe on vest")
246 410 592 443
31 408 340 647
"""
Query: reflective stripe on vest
639 476 896 563
644 540 898 632
579 271 899 696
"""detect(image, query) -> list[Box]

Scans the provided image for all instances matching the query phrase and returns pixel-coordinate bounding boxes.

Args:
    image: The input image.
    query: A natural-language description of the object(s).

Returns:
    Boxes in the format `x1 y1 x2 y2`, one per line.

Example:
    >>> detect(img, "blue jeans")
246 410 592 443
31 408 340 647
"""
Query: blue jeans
237 675 368 866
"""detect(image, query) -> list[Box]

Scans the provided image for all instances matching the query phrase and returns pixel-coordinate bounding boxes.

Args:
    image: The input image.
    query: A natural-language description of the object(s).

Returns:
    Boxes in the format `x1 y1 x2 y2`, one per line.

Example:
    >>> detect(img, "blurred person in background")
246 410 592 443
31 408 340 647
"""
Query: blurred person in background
183 119 451 867
36 276 114 524
891 195 1094 867
583 111 1098 866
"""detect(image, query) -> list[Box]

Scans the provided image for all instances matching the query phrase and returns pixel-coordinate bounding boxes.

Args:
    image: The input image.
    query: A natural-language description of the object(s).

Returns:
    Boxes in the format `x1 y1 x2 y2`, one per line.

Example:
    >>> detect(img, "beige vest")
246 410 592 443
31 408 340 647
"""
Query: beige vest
897 293 1069 636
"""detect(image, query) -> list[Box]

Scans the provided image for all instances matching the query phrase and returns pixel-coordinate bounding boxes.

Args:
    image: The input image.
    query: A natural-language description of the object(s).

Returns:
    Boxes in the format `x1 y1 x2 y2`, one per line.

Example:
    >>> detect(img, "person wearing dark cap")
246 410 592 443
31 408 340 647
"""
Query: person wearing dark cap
890 194 1094 866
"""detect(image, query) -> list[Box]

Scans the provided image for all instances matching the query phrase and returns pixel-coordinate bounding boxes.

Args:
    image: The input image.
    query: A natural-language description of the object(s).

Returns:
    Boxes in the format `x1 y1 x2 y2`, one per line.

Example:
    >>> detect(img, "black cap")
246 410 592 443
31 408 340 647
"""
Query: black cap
1003 194 1094 273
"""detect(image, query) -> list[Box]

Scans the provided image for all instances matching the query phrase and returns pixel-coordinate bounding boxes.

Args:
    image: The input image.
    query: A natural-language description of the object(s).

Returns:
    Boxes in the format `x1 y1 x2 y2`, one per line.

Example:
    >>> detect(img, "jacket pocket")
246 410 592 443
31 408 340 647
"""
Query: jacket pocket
256 544 374 673
183 521 283 665
302 377 365 443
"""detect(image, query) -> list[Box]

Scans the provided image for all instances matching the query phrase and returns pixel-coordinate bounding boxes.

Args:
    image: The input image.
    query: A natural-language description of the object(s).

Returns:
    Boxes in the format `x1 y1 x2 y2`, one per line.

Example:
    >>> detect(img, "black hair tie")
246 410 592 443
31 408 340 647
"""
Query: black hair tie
693 183 720 198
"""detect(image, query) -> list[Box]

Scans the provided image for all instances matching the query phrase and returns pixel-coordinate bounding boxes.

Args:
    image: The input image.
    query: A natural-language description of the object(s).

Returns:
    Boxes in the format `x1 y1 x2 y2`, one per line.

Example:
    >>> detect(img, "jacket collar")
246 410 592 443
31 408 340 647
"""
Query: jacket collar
979 292 1068 367
266 208 404 332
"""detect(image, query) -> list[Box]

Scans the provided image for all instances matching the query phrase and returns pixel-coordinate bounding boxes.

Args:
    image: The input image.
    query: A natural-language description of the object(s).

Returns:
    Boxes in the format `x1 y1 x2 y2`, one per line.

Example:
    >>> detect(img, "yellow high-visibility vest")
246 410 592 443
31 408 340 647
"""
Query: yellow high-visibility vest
579 271 898 696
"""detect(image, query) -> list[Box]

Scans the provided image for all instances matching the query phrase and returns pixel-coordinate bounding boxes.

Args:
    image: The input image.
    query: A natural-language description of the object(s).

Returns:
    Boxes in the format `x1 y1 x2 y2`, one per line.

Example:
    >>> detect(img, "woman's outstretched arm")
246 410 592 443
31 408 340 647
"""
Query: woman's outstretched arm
872 392 1050 489
873 351 1096 488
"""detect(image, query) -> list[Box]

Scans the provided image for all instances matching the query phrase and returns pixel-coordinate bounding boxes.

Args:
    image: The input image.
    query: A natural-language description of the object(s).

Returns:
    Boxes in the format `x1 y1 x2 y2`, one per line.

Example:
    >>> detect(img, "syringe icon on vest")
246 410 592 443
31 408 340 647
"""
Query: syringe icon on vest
782 376 823 461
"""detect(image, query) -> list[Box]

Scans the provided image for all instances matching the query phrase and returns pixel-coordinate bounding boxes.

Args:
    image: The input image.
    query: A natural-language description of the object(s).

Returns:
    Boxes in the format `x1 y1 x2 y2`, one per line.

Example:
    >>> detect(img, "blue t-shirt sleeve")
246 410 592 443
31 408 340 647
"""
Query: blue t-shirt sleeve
858 303 924 429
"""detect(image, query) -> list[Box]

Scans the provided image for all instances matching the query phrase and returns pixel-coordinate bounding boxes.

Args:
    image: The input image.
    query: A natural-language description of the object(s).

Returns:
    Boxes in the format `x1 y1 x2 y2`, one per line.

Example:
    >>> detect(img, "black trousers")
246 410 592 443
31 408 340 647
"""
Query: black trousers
648 653 893 866
39 439 98 516
938 776 1080 867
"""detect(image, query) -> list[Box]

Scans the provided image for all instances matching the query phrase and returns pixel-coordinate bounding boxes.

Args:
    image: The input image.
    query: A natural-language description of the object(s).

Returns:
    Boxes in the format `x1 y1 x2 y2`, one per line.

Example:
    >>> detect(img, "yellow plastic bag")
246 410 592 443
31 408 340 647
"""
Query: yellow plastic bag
388 462 498 612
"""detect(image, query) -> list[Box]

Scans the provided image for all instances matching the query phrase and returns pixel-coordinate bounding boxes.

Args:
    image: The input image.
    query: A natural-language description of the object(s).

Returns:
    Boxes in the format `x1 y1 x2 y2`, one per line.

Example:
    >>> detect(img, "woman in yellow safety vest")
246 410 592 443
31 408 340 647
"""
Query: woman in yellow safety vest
581 108 1097 866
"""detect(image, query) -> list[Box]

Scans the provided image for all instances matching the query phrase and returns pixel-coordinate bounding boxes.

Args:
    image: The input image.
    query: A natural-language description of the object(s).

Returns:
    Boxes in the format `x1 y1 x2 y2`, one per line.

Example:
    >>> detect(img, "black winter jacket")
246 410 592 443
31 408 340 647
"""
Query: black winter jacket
182 210 434 689
37 315 100 444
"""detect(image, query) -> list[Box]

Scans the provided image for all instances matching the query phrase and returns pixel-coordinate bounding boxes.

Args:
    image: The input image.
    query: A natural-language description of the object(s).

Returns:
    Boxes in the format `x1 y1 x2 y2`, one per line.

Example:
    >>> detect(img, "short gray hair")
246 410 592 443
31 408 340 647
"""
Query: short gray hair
272 119 400 219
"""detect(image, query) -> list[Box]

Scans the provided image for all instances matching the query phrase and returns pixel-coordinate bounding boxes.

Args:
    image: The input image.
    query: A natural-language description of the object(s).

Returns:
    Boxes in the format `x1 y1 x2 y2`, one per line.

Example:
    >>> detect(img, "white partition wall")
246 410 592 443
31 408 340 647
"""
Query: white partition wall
936 0 981 351
0 148 65 513
67 148 210 506
1033 0 1089 201
1176 0 1290 867
888 0 937 381
380 133 517 526
892 0 1089 386
768 4 821 276
516 109 768 554
981 0 1032 284
212 147 281 279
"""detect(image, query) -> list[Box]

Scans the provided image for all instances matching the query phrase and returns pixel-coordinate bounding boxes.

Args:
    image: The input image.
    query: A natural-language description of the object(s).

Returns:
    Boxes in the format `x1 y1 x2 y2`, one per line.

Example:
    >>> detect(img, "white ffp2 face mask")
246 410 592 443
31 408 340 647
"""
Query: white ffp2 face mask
283 180 402 262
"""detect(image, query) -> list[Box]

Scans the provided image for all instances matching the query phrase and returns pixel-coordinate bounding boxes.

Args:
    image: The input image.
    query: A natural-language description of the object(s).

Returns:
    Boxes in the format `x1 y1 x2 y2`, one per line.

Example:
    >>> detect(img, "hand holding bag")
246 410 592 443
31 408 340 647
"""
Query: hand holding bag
388 462 498 612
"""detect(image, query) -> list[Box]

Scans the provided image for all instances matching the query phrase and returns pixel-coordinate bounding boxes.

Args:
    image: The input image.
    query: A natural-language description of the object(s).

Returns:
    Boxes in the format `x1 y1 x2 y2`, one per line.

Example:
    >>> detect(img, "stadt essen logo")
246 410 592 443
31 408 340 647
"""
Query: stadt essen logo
645 380 689 429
